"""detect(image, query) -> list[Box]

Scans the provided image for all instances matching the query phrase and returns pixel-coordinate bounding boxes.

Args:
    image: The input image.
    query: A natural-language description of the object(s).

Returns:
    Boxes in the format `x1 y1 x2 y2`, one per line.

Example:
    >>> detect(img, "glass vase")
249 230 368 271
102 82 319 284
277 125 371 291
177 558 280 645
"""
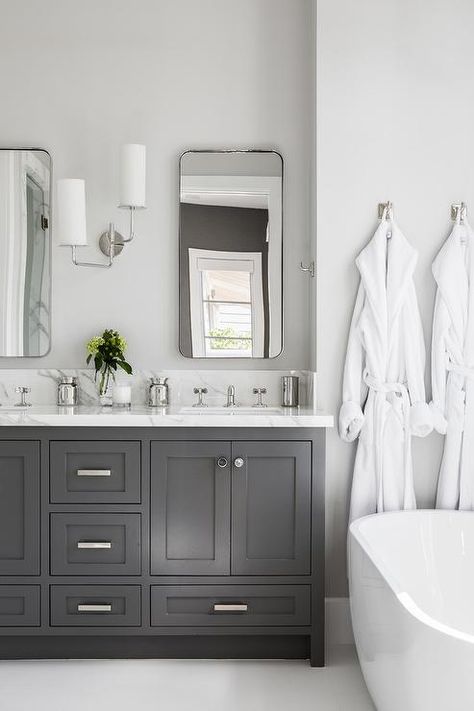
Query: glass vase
98 369 113 407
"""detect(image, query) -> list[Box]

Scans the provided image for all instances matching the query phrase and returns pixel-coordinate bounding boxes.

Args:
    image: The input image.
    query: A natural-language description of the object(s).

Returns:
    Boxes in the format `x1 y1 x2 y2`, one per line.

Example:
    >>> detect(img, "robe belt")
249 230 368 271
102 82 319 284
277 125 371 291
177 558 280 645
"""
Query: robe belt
363 373 412 512
446 362 474 380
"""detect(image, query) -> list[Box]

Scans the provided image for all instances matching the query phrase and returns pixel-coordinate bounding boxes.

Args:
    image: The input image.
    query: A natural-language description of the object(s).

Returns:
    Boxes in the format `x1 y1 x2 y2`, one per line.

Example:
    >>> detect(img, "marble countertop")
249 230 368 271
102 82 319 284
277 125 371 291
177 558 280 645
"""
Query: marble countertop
0 405 333 428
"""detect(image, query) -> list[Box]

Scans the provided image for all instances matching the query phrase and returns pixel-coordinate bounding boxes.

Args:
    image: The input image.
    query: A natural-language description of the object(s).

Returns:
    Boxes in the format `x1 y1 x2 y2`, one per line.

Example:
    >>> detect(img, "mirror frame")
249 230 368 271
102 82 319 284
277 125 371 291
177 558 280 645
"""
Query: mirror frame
178 148 284 360
0 147 52 358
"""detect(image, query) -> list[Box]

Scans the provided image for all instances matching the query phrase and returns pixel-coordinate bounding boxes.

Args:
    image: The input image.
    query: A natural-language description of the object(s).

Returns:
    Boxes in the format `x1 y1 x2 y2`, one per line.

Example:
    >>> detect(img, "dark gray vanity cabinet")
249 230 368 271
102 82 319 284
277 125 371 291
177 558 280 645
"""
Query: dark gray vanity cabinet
0 427 325 667
0 441 40 575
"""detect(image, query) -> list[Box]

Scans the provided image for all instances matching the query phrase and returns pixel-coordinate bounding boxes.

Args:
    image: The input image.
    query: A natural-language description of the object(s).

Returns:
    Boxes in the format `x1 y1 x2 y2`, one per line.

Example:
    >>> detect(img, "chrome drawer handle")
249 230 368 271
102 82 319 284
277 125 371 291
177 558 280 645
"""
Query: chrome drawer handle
77 469 112 477
77 604 112 613
77 541 112 549
233 457 244 468
216 457 228 468
213 603 248 613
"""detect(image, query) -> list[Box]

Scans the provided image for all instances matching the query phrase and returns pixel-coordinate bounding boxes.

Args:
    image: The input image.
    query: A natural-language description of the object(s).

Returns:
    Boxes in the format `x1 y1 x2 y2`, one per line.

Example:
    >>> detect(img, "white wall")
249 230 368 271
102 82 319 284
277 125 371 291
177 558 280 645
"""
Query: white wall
316 0 473 595
0 0 313 371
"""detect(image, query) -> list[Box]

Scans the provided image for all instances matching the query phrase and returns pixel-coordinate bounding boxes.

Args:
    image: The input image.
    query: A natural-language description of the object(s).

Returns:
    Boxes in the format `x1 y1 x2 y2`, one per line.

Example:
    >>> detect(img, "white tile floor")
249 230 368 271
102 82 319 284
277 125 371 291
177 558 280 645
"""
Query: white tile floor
0 645 375 711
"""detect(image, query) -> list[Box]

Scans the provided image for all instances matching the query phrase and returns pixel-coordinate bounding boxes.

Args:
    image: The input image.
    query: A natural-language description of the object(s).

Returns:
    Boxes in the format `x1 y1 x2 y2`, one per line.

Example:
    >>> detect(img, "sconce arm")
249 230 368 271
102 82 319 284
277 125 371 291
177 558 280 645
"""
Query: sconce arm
119 206 137 244
70 224 116 268
71 245 113 268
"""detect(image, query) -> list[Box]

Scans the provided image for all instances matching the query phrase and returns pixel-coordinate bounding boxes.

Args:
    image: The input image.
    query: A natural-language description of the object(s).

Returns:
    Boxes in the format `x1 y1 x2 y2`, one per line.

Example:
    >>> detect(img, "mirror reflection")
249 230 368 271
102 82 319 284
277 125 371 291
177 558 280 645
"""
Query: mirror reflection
0 149 51 356
179 150 283 358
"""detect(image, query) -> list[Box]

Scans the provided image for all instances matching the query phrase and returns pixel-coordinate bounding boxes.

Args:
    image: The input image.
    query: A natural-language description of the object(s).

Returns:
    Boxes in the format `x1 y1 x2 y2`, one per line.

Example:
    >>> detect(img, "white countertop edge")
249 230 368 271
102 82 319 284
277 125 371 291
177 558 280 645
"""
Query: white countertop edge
0 406 334 428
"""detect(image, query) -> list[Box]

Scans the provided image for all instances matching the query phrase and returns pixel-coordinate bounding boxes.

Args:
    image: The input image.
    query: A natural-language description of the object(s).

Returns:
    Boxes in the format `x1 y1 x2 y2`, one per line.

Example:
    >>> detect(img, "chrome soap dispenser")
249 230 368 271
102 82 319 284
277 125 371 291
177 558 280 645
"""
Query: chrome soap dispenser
148 377 169 407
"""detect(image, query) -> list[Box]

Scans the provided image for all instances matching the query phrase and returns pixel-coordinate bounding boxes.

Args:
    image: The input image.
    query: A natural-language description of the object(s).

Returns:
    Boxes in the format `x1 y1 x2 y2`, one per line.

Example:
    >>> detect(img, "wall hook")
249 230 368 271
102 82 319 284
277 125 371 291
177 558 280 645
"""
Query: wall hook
378 201 393 220
300 261 315 277
451 202 467 223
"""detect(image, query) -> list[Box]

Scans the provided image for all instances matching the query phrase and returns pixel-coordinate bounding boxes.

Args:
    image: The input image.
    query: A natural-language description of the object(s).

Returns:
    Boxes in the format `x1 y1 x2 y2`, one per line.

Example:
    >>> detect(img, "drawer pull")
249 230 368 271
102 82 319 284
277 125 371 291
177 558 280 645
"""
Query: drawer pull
77 541 112 550
213 603 248 613
77 604 112 613
77 469 112 477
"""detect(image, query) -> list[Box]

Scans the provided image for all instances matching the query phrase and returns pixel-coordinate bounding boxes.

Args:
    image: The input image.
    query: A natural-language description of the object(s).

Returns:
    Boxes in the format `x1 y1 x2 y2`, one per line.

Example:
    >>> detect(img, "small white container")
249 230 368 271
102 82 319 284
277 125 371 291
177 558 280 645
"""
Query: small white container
112 382 132 408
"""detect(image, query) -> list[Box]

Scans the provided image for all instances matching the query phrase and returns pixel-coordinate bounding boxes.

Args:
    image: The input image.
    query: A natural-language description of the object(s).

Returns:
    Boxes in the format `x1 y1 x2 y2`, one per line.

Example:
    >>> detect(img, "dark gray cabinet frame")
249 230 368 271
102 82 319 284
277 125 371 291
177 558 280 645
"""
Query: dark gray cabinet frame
0 427 325 667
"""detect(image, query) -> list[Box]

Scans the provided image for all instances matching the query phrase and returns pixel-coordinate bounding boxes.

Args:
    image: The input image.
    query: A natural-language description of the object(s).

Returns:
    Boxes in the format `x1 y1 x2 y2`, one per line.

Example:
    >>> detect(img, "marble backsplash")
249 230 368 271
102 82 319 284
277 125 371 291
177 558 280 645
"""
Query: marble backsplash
0 369 314 408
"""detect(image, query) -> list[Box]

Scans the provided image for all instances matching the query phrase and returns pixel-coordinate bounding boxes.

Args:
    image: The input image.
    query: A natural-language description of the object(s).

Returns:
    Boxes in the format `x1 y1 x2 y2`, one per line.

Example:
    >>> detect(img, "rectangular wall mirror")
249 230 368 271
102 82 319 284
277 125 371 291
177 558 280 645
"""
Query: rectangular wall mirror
179 150 283 359
0 148 51 357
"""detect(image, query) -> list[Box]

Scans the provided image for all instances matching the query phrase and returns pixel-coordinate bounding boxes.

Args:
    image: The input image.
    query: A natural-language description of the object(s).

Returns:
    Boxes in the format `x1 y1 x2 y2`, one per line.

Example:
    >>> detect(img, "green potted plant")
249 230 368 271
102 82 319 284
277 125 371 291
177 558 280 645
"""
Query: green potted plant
86 329 133 406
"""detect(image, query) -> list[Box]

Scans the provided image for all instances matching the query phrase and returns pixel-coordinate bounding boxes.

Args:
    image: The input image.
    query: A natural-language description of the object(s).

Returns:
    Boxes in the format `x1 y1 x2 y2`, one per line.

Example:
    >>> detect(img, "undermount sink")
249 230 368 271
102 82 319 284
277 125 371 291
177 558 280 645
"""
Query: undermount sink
179 406 284 415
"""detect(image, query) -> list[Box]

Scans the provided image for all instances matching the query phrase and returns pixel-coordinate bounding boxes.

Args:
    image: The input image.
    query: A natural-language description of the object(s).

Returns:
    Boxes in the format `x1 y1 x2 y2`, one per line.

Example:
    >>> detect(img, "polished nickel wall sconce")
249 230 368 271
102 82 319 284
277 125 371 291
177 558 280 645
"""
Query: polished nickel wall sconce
57 144 146 268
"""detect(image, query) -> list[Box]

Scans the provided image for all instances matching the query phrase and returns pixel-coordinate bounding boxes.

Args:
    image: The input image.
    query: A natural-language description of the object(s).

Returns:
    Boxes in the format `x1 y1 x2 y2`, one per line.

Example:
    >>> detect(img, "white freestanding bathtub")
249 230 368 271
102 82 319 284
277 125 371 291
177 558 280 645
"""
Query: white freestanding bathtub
349 510 474 711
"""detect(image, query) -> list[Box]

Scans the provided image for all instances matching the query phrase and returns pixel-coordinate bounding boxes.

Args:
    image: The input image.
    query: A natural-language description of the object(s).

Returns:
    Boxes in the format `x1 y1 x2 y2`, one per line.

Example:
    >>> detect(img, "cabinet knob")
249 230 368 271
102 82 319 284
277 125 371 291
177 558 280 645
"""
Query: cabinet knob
216 457 228 468
234 457 244 468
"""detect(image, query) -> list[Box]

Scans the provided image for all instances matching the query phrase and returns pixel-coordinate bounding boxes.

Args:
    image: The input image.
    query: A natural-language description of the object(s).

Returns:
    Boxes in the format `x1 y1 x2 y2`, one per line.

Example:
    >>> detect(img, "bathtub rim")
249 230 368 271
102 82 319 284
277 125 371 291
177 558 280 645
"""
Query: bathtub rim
349 509 474 645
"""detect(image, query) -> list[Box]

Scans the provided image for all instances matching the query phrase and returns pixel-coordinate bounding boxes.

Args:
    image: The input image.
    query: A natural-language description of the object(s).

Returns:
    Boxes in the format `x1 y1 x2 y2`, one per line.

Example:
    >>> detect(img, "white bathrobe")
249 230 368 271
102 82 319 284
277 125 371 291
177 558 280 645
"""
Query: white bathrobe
431 220 474 510
340 218 432 522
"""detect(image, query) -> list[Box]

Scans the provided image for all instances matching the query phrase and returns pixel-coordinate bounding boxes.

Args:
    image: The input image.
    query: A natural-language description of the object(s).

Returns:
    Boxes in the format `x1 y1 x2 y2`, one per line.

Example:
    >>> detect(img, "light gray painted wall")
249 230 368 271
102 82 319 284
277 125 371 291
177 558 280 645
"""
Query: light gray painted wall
316 0 468 595
0 0 313 371
182 152 282 177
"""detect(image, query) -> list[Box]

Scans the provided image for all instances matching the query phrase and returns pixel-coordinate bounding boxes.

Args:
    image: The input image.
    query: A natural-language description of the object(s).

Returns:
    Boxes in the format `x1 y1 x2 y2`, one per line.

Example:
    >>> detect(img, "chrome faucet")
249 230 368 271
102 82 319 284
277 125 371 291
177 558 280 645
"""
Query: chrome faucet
225 384 238 408
193 387 208 408
15 386 32 407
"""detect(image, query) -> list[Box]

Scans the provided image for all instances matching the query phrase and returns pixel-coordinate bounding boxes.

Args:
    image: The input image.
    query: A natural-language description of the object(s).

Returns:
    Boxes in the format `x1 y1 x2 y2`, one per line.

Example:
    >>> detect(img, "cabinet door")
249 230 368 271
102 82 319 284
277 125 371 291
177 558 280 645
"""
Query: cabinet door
151 442 231 575
0 442 40 575
231 441 311 575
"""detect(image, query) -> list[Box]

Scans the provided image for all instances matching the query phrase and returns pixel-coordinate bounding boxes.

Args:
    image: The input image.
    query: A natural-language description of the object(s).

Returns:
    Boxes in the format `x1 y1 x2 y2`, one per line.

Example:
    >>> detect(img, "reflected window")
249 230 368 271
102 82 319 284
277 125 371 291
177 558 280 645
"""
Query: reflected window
202 269 252 355
189 249 264 357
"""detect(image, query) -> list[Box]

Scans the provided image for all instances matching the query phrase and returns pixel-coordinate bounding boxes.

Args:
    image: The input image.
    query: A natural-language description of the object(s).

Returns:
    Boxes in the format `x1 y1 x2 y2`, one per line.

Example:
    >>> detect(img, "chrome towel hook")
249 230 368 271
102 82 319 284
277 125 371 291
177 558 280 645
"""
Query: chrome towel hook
300 261 315 277
378 201 394 220
451 202 467 224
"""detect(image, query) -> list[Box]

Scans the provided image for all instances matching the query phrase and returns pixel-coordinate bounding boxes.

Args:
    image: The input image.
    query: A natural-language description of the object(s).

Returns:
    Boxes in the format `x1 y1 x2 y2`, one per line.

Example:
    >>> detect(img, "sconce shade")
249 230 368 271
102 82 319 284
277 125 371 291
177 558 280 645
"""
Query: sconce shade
119 143 146 208
57 179 88 246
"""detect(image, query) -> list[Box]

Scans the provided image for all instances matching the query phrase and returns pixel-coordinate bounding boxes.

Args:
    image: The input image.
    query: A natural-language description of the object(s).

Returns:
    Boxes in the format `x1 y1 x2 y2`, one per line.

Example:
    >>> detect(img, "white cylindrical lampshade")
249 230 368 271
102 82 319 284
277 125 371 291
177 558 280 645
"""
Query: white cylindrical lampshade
57 179 88 246
119 143 146 208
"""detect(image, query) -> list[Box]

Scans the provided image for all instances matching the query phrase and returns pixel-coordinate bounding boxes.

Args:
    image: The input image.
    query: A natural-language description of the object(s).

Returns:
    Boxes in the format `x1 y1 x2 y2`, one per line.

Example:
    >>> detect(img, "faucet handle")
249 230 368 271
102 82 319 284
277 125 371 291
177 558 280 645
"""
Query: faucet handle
193 387 208 408
15 386 32 407
252 387 267 408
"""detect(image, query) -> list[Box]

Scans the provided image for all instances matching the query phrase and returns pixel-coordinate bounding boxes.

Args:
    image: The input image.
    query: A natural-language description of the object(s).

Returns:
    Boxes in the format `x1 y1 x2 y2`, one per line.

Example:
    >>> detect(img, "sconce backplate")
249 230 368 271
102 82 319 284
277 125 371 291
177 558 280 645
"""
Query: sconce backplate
99 231 125 257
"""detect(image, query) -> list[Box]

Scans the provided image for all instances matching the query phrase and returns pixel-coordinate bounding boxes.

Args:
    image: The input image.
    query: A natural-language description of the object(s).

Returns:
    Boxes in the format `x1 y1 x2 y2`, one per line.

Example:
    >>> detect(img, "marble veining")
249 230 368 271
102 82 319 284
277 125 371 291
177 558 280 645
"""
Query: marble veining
0 405 333 428
0 369 313 408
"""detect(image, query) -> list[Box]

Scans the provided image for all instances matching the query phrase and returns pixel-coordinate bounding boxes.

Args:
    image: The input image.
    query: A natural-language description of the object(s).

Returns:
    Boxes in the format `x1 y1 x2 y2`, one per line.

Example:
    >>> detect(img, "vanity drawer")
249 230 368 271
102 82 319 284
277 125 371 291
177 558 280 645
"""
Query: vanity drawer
50 513 141 575
0 586 40 627
50 441 141 504
50 585 141 627
150 585 311 627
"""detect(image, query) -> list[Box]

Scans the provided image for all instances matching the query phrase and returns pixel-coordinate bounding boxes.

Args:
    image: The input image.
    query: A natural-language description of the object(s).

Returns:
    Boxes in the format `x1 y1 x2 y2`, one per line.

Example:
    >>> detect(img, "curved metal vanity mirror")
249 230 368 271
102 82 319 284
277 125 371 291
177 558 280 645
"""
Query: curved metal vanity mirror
179 150 283 359
0 148 51 356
